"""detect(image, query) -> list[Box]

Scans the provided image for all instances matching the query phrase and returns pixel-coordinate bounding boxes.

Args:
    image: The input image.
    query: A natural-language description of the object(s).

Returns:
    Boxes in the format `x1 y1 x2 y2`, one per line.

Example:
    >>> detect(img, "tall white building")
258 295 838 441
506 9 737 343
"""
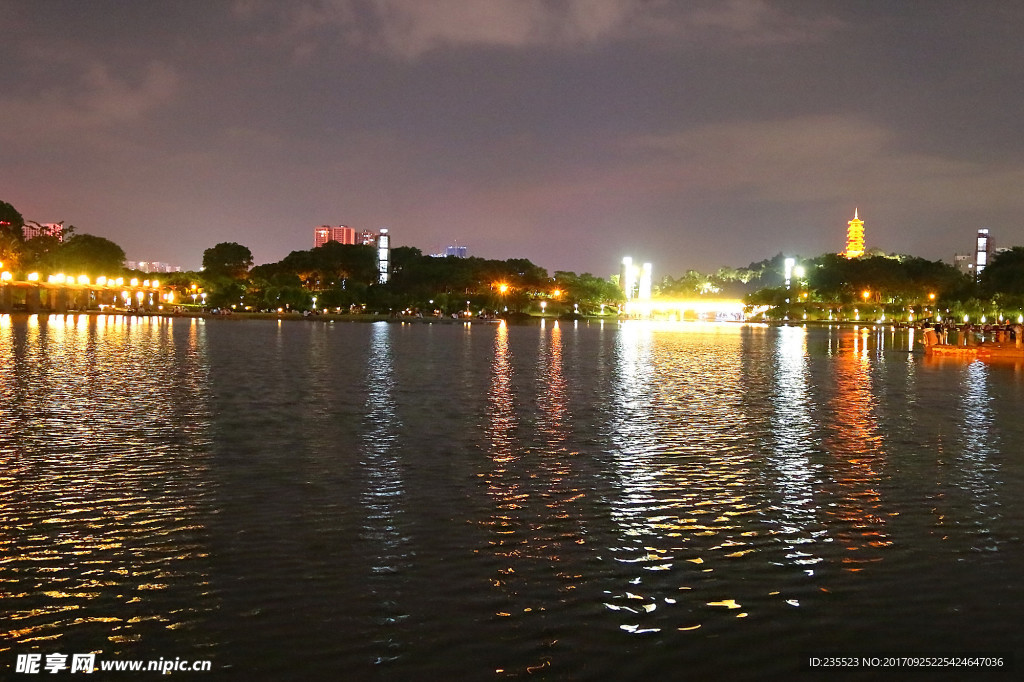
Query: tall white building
975 228 991 277
376 229 391 284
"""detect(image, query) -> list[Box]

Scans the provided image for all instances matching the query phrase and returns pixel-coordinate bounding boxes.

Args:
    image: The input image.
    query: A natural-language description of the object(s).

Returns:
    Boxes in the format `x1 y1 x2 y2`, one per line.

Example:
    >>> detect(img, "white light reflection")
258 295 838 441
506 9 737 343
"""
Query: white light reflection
607 322 665 632
766 326 824 573
606 322 759 631
359 322 408 663
955 362 1001 546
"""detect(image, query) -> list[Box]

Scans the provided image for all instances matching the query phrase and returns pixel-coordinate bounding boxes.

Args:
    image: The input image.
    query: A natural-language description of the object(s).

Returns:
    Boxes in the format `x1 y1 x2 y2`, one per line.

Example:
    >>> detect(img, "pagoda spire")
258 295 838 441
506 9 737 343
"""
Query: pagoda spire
844 209 865 259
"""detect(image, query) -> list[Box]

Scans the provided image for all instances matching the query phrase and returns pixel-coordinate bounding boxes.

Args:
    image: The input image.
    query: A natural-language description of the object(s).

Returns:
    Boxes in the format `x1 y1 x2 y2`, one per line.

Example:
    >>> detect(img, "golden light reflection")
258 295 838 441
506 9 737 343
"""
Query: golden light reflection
821 330 893 571
606 323 764 633
478 320 593 673
0 315 215 650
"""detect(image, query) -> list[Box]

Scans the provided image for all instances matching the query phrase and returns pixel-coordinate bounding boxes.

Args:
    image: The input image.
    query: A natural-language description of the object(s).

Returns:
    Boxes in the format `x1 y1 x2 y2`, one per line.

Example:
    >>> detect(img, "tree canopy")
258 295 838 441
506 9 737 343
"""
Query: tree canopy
0 200 24 241
981 247 1024 296
202 242 253 279
55 234 126 274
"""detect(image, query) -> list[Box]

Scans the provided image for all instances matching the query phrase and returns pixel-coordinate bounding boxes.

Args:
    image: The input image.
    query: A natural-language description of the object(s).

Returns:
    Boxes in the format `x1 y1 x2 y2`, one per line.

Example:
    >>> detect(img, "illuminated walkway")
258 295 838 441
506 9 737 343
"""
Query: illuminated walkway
0 275 165 313
623 298 747 320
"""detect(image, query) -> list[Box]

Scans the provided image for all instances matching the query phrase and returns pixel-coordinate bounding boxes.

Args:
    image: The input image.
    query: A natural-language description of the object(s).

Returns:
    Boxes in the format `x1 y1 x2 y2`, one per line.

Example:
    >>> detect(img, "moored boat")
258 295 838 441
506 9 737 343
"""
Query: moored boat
921 327 1024 359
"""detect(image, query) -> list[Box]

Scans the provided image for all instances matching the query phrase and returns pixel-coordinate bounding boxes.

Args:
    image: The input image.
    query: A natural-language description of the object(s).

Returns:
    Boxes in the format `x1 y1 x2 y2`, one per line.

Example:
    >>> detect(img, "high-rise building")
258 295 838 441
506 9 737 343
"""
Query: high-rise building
844 209 864 259
445 245 468 258
314 225 356 248
953 253 974 276
22 221 64 241
376 228 391 284
974 228 991 277
128 261 182 273
360 230 378 246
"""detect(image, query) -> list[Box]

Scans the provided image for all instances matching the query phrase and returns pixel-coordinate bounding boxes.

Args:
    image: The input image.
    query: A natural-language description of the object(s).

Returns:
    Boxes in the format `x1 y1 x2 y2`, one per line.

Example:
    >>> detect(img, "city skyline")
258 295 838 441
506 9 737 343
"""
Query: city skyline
3 2 1024 274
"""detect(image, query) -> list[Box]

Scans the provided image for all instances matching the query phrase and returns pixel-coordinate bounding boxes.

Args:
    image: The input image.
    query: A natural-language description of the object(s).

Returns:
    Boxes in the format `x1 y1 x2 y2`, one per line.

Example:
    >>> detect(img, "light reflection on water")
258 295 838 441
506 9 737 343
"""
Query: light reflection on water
3 317 1024 677
766 326 824 576
607 322 763 636
821 328 892 571
0 314 215 654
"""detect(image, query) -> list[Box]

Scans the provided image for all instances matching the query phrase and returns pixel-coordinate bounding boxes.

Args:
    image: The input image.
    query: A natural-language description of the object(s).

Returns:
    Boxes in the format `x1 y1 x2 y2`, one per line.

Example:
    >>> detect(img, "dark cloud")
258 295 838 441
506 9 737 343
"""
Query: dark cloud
2 1 1022 275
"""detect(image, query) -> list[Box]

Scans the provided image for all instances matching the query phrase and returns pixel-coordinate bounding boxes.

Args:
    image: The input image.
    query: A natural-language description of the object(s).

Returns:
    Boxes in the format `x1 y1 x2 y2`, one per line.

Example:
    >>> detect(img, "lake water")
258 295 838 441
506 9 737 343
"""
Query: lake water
2 314 1023 679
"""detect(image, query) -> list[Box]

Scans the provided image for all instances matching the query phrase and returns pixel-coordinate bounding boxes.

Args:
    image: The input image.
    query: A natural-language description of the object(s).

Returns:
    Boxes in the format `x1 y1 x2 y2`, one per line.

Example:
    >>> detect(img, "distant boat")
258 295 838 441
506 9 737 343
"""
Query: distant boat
922 327 1024 360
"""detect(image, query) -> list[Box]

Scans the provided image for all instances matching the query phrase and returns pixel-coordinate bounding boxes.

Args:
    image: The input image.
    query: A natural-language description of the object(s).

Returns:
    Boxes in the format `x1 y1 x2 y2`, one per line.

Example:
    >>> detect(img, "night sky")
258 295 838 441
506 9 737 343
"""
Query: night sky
3 1 1024 276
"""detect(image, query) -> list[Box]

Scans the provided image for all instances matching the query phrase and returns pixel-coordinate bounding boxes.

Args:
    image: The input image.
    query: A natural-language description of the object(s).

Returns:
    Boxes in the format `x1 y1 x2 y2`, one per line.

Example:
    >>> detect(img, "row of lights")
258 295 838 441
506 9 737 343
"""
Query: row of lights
0 264 161 289
41 274 161 287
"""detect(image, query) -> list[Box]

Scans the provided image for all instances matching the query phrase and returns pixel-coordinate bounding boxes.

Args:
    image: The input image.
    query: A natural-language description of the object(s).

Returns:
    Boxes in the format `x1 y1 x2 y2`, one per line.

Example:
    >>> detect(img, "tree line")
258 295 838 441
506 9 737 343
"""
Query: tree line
6 197 1024 319
189 240 624 314
1 200 126 275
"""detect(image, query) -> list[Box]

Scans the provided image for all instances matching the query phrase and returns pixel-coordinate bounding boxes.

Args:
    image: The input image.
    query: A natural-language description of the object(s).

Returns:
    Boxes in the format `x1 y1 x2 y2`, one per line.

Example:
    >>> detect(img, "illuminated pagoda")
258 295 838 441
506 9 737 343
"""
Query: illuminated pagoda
844 208 865 259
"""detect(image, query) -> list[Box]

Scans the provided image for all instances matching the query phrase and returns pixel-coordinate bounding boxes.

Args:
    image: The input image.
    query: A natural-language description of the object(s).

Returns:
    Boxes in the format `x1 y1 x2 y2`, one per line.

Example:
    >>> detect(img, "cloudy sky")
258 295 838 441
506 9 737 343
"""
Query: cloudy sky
3 1 1024 276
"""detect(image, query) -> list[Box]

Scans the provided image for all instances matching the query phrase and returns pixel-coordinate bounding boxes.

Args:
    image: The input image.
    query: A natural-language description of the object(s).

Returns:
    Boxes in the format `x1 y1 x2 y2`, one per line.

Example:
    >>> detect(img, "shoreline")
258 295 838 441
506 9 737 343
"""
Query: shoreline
1 308 927 328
